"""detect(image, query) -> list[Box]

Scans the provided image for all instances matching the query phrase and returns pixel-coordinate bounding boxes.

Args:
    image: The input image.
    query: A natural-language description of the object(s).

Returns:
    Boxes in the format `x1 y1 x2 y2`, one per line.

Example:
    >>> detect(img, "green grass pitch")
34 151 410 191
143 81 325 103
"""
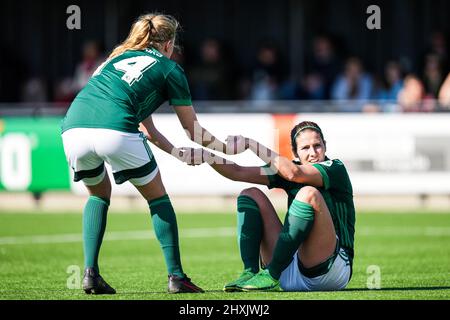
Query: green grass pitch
0 210 449 300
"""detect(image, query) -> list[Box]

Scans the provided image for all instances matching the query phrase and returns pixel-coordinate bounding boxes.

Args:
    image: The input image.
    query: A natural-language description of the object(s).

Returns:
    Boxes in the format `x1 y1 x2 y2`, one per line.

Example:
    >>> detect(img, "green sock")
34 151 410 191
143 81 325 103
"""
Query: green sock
83 196 109 273
237 195 263 274
268 200 315 279
148 194 184 278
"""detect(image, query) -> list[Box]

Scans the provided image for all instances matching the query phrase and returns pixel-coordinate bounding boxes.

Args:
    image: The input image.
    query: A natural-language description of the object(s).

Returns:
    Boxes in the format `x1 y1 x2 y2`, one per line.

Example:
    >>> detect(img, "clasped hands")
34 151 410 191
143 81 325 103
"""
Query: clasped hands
174 135 251 166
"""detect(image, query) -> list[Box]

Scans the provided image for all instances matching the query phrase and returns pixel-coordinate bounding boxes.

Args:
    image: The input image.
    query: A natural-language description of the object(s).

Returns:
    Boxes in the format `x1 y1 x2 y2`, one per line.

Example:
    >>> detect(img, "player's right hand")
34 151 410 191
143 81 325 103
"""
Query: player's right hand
174 147 205 166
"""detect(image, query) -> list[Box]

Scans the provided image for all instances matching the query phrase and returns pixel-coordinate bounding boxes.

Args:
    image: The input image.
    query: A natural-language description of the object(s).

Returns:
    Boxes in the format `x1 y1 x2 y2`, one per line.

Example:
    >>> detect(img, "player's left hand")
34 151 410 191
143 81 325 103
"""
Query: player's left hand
225 135 249 155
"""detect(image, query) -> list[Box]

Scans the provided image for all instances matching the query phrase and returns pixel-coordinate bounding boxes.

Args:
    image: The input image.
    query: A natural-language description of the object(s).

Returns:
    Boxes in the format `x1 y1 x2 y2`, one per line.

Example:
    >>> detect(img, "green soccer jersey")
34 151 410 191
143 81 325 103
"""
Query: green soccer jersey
263 158 356 263
61 48 192 133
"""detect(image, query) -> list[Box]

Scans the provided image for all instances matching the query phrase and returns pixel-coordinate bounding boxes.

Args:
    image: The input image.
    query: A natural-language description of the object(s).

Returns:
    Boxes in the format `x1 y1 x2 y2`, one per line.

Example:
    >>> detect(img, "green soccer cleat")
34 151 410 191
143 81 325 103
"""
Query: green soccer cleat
238 269 283 292
223 269 257 292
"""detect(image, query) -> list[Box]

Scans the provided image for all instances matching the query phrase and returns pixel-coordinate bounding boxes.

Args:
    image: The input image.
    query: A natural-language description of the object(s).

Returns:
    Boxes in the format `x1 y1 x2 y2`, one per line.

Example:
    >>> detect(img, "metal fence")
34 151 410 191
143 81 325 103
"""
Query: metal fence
1 100 450 116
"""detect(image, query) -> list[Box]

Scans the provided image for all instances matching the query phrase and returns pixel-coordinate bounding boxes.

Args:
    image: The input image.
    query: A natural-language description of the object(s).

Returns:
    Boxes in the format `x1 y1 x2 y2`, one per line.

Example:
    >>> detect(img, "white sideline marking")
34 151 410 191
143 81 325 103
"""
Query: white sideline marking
0 227 236 245
357 226 450 236
0 226 449 246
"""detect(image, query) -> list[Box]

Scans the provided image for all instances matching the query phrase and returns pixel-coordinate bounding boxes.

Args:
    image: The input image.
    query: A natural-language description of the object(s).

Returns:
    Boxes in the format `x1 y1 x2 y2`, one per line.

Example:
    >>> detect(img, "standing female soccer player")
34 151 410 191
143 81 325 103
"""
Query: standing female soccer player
61 13 236 294
198 121 355 291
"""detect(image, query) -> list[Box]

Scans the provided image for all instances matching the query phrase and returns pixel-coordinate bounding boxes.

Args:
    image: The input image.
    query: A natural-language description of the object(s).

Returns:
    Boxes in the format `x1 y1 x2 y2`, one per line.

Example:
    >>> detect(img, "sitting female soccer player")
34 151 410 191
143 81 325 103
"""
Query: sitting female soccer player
61 13 241 294
199 121 355 292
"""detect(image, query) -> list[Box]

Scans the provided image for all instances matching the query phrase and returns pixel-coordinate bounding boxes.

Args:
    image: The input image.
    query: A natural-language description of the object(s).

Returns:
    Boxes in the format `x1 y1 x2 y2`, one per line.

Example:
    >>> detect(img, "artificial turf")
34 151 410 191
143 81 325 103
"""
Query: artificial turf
0 211 449 300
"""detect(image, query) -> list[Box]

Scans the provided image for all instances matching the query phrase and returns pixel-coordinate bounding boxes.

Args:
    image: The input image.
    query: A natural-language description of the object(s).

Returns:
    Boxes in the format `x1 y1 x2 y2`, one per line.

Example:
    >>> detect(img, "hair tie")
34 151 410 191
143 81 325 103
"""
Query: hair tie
293 125 322 139
148 19 155 32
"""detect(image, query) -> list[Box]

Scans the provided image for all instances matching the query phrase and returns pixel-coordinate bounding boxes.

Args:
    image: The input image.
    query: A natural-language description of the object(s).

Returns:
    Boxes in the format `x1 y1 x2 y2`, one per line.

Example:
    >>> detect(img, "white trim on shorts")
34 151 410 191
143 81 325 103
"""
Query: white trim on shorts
62 128 159 186
129 167 159 186
279 248 351 291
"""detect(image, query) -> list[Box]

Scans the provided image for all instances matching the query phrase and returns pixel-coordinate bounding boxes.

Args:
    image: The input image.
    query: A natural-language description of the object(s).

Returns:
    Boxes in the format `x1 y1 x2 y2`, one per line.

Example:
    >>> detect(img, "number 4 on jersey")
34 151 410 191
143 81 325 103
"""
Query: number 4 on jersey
113 56 157 86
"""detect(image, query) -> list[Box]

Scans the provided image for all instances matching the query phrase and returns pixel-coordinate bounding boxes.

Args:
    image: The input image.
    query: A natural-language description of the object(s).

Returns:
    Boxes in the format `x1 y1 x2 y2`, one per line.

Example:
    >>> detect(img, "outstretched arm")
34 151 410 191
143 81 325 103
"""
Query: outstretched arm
139 115 200 165
140 116 176 155
174 106 244 155
228 136 323 187
201 149 269 185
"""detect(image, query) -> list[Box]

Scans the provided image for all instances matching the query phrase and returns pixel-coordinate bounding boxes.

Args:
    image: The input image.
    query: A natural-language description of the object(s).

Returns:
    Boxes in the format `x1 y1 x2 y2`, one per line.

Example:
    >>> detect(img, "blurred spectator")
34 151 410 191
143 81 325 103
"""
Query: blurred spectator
422 53 445 98
397 74 429 112
54 78 76 104
425 31 449 73
376 61 404 101
54 40 104 103
305 35 342 99
372 60 404 112
21 77 47 102
249 42 288 101
72 40 104 93
331 57 373 100
438 72 450 109
188 38 234 100
277 77 299 100
298 73 326 100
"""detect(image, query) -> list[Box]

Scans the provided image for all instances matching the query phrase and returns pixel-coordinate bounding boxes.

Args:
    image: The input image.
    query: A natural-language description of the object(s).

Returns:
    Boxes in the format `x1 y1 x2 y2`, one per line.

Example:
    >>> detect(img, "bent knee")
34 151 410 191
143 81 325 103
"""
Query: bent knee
239 187 266 200
295 186 322 204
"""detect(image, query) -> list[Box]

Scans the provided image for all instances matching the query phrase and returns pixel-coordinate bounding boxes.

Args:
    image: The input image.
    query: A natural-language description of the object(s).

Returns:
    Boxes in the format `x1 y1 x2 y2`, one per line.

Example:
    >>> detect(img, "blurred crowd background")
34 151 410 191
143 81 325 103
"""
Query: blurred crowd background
0 0 449 113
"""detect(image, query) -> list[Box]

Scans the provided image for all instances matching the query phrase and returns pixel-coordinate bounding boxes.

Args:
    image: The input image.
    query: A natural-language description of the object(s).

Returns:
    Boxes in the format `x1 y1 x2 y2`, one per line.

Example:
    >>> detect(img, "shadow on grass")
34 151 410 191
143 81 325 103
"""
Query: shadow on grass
118 289 228 295
109 286 450 295
342 286 450 292
1 286 448 296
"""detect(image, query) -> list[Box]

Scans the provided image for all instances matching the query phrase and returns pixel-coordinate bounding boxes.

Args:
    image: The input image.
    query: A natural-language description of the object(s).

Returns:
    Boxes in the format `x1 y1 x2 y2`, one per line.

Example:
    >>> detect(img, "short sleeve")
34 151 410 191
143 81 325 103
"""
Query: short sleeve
312 159 352 193
262 163 303 191
166 64 192 106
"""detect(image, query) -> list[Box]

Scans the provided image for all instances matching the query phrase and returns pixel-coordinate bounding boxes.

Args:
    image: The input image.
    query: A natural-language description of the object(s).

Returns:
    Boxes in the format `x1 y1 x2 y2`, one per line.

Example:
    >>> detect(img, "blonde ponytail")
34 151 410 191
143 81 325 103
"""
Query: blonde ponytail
109 13 179 59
